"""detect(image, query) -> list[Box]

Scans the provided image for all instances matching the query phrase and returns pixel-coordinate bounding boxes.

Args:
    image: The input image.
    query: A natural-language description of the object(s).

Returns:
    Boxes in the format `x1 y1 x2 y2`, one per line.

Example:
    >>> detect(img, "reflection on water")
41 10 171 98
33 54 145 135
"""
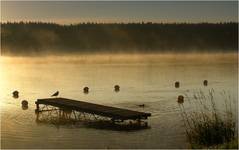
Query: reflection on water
21 105 28 110
0 53 237 149
35 107 150 131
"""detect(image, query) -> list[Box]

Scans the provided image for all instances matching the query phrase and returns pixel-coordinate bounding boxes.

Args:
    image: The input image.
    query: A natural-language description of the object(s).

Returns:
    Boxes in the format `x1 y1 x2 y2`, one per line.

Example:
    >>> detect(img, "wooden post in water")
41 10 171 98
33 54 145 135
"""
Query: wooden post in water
137 118 141 126
175 81 180 88
36 103 39 110
111 118 115 124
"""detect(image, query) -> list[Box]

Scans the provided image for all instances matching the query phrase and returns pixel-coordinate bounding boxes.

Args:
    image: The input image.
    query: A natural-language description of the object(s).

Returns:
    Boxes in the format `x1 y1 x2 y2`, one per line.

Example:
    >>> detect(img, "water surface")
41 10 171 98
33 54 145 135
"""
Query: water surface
0 53 237 149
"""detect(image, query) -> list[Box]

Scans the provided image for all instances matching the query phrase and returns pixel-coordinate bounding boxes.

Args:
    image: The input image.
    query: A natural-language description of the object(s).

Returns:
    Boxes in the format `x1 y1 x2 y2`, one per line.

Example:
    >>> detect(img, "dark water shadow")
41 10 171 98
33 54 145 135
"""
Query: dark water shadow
82 120 151 131
35 115 150 131
22 105 28 110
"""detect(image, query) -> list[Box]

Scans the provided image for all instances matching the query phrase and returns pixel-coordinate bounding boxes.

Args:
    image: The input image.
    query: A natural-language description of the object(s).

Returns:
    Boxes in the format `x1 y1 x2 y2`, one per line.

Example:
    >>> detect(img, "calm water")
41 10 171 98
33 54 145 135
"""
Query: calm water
0 53 237 149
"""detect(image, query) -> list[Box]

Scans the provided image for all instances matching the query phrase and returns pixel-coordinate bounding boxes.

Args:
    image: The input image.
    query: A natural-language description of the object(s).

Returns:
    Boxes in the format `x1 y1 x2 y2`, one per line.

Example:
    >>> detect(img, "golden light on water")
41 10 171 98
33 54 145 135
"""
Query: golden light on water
0 53 237 101
0 56 7 94
0 53 237 149
0 53 237 64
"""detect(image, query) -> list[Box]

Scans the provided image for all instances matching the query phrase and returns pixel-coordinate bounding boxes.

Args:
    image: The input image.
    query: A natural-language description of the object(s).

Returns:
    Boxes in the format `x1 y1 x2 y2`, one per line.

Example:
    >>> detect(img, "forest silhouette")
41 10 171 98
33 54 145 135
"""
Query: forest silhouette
1 22 238 55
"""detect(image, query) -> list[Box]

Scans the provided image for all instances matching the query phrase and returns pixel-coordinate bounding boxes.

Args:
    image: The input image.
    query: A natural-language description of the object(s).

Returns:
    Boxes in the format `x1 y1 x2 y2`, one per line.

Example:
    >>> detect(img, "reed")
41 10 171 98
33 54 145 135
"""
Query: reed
178 89 238 148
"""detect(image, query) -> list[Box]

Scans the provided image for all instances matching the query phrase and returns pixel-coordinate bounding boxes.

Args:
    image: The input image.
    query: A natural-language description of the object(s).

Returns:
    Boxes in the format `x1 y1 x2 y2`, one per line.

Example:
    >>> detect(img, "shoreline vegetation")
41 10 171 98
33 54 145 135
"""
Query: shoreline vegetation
178 89 238 149
1 22 238 56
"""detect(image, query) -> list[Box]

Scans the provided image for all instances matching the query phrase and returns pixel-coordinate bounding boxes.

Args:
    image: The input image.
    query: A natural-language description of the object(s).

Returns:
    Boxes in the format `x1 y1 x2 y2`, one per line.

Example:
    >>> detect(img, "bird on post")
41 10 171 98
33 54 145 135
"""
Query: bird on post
51 91 59 97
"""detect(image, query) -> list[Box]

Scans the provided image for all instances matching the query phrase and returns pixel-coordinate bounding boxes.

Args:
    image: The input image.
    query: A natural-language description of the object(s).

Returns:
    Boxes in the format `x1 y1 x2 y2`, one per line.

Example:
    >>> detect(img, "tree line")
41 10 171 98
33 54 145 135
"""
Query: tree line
1 22 238 55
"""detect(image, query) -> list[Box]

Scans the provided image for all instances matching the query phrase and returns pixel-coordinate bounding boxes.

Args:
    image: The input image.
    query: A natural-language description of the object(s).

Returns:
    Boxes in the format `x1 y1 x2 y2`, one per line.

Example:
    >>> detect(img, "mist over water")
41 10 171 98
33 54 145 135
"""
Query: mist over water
1 2 238 148
0 52 237 64
0 53 237 148
1 22 238 56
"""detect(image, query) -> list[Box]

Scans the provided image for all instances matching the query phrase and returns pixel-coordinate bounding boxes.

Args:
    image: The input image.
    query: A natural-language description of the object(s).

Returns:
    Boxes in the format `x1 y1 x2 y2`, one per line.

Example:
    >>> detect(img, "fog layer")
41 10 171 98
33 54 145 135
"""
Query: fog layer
1 22 238 56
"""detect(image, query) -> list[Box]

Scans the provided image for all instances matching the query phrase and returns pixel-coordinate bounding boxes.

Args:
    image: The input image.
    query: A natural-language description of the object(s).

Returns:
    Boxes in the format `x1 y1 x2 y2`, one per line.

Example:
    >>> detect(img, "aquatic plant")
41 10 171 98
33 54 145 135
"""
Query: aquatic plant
178 89 238 148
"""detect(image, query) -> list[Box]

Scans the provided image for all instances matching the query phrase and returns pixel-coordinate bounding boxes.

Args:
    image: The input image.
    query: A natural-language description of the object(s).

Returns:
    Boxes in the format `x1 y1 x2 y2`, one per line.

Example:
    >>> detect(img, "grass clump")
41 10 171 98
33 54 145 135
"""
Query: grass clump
178 89 238 148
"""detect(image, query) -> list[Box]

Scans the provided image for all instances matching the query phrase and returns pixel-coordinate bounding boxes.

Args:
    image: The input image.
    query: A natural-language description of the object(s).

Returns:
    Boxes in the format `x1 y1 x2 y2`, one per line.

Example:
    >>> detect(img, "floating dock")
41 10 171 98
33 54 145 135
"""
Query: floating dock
35 98 151 126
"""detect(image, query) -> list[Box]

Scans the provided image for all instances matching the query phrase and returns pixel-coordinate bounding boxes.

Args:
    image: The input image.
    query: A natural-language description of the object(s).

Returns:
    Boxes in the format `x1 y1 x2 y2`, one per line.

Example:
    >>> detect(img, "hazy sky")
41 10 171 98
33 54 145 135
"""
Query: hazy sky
1 1 238 24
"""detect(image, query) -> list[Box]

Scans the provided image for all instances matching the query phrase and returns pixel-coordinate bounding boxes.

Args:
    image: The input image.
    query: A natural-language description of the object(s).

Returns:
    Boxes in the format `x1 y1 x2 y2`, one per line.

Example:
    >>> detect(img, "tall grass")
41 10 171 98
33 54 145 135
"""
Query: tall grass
178 89 238 148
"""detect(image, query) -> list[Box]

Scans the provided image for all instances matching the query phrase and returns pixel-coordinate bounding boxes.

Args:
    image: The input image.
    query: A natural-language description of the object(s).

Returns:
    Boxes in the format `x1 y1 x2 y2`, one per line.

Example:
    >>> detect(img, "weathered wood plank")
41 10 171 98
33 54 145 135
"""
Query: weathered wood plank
35 98 151 120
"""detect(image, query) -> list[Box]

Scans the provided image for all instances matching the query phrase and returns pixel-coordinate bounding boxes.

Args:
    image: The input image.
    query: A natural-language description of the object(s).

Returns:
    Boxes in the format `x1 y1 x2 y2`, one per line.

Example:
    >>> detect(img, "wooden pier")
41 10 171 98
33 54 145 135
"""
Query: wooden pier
35 98 151 126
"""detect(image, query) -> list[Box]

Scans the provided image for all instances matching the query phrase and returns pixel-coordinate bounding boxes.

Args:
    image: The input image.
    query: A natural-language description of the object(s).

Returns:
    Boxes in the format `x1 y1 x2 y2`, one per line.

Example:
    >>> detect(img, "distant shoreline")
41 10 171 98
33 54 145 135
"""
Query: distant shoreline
1 21 238 25
1 51 238 57
1 22 238 56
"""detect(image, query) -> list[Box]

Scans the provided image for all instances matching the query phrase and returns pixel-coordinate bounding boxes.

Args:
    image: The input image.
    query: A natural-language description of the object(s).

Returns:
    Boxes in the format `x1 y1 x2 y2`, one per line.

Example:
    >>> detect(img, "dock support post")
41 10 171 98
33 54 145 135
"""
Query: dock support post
137 118 141 126
145 122 148 127
111 118 115 124
36 103 39 110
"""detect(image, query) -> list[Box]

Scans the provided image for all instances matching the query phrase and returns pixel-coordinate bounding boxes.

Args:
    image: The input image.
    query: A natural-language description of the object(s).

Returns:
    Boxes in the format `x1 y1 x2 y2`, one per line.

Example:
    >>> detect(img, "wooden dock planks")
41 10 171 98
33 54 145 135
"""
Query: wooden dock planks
35 98 151 120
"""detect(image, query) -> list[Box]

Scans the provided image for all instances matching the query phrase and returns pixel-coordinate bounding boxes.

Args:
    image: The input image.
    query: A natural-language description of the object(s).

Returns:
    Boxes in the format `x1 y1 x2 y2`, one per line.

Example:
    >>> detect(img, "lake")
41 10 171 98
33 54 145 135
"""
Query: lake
0 53 237 149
